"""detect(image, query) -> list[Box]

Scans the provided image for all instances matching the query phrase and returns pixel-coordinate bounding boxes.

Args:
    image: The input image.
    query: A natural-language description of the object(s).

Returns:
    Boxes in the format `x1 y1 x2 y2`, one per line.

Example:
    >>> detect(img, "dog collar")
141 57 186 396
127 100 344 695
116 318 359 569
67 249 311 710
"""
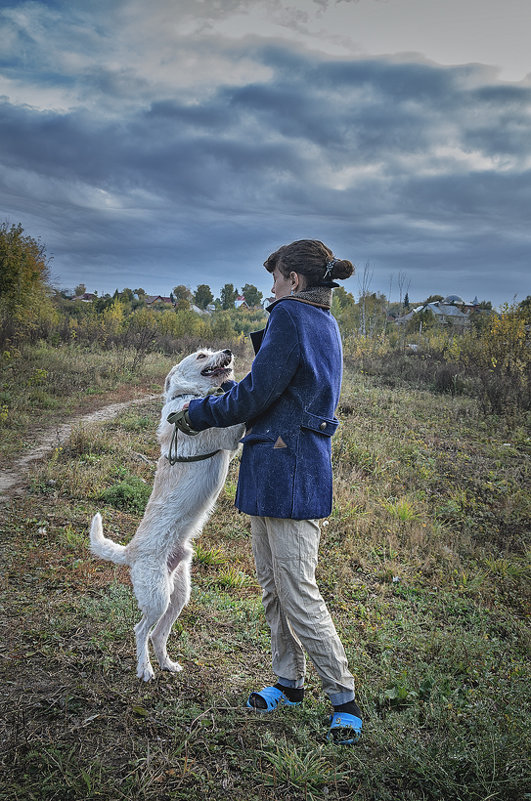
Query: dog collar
169 386 226 402
169 391 202 402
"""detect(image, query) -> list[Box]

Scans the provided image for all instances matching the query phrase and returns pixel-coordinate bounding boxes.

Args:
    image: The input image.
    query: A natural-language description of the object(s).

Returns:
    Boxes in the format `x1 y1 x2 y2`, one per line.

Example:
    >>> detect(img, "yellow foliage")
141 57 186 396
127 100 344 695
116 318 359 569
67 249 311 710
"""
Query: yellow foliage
103 299 126 335
343 333 391 362
156 309 209 338
0 222 50 314
68 318 79 341
76 307 106 343
463 304 527 375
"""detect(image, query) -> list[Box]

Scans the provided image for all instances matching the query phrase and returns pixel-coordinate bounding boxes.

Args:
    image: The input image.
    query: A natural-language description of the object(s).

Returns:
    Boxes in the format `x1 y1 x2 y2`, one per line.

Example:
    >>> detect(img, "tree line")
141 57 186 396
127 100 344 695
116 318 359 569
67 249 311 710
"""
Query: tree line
171 282 264 310
1 222 529 418
70 281 264 312
0 222 269 353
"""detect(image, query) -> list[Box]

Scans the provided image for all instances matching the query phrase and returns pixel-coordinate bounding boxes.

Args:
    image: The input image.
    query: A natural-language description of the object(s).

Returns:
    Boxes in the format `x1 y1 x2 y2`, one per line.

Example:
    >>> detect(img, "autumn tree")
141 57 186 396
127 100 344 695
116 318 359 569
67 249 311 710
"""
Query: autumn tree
172 284 192 310
241 283 263 308
333 286 355 309
194 284 214 310
0 222 57 344
518 295 531 323
0 223 50 311
220 283 238 310
121 287 135 303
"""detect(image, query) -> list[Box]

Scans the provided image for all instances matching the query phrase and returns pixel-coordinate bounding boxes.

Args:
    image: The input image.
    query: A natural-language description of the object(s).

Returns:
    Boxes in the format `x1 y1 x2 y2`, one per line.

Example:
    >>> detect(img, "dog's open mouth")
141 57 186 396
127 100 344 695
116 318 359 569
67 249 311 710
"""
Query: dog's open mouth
201 352 232 379
201 366 231 378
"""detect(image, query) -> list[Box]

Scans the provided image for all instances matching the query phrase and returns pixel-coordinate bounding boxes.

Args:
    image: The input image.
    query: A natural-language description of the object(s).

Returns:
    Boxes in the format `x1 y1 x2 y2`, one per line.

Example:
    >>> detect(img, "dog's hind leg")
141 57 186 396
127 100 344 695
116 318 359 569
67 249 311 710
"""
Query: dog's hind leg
151 546 193 673
132 568 172 681
134 614 158 681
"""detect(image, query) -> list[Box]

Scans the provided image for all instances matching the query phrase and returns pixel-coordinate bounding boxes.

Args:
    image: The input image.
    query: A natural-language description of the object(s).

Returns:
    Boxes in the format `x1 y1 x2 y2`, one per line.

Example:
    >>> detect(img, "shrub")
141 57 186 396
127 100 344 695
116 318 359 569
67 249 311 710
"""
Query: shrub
100 475 151 513
460 304 530 415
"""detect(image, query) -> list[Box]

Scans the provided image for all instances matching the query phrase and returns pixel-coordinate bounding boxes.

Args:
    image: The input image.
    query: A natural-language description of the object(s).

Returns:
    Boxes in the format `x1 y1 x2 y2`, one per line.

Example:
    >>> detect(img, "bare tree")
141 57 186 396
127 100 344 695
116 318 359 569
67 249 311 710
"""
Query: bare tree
384 273 394 333
358 261 373 336
397 271 411 307
396 271 411 351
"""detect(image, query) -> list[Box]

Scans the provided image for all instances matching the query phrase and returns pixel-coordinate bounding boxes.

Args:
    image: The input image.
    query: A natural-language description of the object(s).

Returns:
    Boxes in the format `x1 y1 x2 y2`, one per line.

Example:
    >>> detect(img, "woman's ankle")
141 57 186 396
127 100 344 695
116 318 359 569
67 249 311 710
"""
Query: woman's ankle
332 699 362 719
274 683 304 703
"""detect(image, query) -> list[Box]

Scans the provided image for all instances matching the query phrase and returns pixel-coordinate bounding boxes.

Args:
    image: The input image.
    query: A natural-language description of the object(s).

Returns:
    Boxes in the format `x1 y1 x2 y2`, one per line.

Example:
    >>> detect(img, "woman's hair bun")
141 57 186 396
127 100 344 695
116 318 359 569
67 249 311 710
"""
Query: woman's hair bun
331 259 354 280
264 240 355 285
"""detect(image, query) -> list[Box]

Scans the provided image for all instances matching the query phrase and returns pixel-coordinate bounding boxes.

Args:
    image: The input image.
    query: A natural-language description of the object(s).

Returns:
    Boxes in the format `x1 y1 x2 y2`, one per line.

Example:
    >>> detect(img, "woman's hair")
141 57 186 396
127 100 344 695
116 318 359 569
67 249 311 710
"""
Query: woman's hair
264 239 354 287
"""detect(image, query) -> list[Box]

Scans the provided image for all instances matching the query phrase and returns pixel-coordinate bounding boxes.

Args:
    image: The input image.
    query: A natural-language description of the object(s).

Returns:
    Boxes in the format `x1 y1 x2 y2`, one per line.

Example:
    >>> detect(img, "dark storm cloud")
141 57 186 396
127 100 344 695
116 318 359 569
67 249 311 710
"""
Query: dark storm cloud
0 16 530 302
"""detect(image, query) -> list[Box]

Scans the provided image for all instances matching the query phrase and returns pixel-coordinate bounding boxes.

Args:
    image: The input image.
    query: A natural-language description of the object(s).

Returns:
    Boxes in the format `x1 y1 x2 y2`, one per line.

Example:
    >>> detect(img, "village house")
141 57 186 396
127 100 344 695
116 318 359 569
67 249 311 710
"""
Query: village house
143 295 174 306
234 295 249 310
396 295 475 328
72 292 97 302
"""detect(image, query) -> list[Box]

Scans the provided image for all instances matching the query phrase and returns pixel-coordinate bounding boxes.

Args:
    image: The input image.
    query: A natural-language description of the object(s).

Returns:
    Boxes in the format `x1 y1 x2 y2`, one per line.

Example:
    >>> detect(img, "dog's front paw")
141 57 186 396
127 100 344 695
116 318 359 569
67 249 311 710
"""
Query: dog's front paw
160 658 183 673
137 661 155 682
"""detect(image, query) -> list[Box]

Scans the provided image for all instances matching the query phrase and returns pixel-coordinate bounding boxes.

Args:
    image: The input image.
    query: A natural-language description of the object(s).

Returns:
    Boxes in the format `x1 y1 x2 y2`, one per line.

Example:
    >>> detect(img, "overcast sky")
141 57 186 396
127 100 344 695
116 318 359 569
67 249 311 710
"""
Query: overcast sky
1 0 530 306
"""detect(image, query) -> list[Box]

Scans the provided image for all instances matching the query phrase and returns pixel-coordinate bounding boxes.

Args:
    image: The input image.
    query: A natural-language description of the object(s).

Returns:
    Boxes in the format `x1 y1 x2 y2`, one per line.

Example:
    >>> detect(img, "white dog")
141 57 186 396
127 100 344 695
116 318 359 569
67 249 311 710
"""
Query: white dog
90 348 245 681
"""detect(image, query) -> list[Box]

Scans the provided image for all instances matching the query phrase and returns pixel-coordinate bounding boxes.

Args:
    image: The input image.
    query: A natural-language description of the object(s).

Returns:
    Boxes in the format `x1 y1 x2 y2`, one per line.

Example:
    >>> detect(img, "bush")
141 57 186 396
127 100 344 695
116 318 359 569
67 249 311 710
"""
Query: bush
459 304 530 415
100 475 151 513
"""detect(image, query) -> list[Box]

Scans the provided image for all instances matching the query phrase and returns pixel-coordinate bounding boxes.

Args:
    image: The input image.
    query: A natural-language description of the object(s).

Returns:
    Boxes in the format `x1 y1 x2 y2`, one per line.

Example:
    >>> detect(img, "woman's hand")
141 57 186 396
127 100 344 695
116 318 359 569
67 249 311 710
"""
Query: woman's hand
167 405 198 435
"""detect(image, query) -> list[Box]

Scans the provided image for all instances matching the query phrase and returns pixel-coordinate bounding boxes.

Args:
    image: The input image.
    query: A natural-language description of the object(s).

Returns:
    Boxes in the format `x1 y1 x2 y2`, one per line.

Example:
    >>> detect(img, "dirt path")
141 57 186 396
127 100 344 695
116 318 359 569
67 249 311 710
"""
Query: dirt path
0 394 159 498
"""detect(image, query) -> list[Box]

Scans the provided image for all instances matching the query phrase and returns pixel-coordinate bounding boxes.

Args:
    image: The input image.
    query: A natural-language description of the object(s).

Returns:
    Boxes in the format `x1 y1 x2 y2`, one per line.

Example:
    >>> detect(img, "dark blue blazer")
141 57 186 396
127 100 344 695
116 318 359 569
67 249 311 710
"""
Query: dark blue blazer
187 297 342 519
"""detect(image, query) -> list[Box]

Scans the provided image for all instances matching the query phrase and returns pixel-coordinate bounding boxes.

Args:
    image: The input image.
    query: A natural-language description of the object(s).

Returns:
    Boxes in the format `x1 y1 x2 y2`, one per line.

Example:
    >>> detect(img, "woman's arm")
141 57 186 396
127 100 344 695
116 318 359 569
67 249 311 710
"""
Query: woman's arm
187 304 300 430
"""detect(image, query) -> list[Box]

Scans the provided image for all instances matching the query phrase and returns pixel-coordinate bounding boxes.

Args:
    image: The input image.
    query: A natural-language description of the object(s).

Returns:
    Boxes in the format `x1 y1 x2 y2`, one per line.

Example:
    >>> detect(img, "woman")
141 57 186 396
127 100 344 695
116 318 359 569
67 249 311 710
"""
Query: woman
180 239 362 744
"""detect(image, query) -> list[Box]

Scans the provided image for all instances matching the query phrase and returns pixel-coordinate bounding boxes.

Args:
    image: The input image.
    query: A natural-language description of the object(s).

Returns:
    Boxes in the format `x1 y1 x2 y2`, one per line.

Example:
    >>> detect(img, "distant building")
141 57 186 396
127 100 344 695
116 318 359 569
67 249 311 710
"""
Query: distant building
144 295 174 306
191 303 212 315
234 295 250 310
72 292 97 302
396 296 471 327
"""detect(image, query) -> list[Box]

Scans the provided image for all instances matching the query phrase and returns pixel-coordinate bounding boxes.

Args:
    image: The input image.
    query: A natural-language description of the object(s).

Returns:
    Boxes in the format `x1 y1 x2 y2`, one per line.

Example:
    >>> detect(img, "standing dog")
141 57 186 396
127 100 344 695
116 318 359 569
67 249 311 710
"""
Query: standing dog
90 349 245 681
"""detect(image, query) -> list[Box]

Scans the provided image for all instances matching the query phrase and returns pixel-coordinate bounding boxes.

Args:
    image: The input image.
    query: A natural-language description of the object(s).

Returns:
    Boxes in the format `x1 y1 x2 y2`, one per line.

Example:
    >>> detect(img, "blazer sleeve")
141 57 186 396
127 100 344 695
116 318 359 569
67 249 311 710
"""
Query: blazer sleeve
187 304 300 430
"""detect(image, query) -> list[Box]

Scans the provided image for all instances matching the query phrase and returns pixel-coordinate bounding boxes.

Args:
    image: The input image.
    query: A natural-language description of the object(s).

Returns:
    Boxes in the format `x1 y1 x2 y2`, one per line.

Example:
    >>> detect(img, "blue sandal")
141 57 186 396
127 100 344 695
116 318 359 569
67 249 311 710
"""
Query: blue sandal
327 711 362 745
246 686 302 713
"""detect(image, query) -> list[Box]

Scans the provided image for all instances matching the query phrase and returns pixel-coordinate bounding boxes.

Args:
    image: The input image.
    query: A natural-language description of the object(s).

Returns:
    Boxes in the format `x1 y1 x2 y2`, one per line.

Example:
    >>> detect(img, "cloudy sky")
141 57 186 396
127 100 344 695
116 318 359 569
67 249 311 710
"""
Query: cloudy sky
1 0 530 306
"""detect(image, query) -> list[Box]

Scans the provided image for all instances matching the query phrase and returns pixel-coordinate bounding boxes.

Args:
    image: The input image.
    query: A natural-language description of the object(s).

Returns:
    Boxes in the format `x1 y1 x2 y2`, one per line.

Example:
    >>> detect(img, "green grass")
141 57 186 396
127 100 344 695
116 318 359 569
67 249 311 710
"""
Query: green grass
99 473 152 514
0 356 529 801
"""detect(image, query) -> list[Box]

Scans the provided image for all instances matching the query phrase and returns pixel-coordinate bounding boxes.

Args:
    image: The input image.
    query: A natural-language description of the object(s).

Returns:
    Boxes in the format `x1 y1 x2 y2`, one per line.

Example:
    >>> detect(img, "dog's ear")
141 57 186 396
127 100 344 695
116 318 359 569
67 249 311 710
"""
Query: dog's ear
164 365 179 394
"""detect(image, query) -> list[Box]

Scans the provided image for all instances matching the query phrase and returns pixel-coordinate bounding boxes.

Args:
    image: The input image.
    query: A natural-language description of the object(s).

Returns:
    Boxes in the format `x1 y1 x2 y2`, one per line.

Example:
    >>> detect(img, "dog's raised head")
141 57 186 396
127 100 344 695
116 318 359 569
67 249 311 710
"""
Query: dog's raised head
164 348 234 402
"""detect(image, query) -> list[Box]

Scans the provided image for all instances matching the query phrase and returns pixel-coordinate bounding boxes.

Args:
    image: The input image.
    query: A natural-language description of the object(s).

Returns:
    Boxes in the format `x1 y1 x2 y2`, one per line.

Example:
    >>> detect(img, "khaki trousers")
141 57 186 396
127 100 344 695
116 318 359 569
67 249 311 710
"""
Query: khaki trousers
250 515 355 705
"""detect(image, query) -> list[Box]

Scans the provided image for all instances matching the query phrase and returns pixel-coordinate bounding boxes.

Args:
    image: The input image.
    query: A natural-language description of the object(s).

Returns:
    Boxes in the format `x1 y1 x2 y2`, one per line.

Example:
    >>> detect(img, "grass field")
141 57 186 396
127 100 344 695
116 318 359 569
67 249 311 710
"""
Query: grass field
1 342 529 800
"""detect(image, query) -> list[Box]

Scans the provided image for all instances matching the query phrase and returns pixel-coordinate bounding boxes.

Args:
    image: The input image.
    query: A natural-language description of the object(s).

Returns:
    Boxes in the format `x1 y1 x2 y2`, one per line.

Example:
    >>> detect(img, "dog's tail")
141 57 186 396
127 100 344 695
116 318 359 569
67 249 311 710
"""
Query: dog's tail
90 513 128 565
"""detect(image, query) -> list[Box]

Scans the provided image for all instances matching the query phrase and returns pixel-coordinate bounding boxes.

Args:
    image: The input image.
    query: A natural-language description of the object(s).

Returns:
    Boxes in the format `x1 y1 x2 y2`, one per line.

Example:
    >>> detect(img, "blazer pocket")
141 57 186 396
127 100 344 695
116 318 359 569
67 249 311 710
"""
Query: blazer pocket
300 411 340 437
239 432 276 445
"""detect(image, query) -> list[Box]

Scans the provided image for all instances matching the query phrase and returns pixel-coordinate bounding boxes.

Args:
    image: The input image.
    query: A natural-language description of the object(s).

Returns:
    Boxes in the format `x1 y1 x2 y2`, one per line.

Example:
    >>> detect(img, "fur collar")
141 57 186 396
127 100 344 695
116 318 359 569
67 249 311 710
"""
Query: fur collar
266 286 333 312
